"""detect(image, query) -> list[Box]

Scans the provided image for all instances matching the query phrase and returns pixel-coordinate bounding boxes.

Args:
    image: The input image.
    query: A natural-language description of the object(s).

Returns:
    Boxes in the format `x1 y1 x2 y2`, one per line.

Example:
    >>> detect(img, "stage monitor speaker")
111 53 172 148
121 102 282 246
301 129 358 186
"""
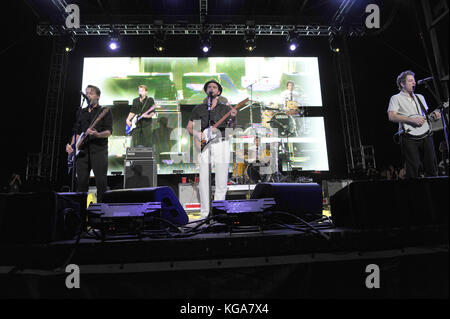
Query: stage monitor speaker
250 183 323 219
102 186 188 226
124 159 157 189
212 198 276 225
0 192 87 244
330 177 449 229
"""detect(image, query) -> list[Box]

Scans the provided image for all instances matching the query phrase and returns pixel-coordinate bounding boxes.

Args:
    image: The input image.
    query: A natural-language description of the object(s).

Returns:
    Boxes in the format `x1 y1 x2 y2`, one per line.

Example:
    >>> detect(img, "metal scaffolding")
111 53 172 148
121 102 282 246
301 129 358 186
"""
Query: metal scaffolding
37 36 69 182
332 0 375 174
420 0 449 103
36 23 364 37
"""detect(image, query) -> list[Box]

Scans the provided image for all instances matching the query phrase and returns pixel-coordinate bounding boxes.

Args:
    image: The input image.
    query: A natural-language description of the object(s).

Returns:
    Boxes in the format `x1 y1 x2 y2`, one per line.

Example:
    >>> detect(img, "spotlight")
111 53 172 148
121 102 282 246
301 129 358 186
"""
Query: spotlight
329 34 342 53
244 30 256 52
287 31 299 52
109 41 118 50
64 36 76 52
289 41 298 51
154 30 166 52
108 30 120 51
200 31 211 54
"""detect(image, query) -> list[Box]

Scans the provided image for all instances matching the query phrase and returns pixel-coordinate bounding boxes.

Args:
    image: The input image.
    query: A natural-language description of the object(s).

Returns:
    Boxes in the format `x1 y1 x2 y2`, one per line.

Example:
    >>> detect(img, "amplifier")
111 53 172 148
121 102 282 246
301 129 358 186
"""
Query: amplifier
124 159 157 188
126 147 154 159
87 202 162 237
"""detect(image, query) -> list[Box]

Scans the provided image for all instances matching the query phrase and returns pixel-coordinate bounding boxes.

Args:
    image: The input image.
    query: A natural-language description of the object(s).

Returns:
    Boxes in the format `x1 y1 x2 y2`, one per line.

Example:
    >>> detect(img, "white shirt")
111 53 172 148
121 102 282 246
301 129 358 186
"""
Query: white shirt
387 91 429 133
280 89 302 106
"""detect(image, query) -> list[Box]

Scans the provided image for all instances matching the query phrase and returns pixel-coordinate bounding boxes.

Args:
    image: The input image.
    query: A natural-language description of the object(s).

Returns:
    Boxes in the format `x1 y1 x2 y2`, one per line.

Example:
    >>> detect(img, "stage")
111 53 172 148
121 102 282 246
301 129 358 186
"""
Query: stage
0 178 448 299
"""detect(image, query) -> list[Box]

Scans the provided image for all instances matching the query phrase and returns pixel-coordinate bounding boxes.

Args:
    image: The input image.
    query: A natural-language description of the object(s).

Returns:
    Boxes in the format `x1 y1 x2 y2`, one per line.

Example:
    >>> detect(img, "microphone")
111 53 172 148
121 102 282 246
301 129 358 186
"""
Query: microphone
80 91 89 100
416 77 433 85
208 90 214 97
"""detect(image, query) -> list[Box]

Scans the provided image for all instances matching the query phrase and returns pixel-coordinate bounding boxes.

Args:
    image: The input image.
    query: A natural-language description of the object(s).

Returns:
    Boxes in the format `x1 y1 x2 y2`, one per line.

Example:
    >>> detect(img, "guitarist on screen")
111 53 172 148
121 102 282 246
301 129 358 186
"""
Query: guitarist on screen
388 70 441 179
66 85 113 202
187 80 238 219
125 85 157 148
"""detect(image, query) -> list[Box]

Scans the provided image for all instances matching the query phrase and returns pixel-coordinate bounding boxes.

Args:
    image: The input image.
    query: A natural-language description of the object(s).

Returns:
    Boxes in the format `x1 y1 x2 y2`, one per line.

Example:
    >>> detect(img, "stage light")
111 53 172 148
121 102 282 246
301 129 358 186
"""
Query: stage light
154 30 166 52
64 36 76 52
199 31 211 54
287 31 299 52
108 41 118 50
108 30 120 51
244 30 256 52
155 42 165 52
329 34 342 53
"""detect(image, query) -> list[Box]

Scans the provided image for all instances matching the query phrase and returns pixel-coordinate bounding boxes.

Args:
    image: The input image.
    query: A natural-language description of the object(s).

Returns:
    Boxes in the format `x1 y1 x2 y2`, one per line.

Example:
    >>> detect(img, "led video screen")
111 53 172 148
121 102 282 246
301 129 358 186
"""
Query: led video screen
81 57 329 175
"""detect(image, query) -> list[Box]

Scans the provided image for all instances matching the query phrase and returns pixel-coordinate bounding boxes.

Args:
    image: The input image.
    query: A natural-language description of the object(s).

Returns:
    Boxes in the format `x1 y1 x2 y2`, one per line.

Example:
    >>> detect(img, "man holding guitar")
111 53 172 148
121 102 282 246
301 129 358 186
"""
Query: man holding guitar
126 85 157 147
187 80 239 219
388 70 441 178
66 85 113 202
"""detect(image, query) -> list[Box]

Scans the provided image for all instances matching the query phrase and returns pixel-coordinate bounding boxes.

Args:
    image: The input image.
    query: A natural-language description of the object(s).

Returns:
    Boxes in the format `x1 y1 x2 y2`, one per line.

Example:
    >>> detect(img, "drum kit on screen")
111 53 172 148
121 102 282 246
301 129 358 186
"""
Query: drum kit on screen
230 99 305 185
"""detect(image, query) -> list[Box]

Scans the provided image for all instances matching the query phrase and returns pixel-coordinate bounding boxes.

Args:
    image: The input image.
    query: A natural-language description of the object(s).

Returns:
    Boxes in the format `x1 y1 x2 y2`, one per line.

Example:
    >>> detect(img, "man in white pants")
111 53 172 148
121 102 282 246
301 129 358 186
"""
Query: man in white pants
187 80 237 219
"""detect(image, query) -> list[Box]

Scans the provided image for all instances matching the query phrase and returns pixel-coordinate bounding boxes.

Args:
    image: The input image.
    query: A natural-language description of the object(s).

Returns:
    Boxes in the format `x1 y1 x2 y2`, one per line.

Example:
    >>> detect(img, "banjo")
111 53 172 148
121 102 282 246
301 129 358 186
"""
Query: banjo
402 101 448 137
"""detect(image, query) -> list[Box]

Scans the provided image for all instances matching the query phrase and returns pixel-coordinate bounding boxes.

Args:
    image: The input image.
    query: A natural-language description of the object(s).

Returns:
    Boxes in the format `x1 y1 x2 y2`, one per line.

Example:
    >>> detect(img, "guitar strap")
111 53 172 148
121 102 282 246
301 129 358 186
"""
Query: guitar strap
414 94 428 116
140 97 150 114
88 106 104 128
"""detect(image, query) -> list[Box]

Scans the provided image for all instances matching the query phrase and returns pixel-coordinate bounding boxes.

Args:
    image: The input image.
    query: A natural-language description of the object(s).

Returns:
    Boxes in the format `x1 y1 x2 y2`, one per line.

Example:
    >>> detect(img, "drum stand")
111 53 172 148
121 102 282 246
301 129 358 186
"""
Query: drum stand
269 116 295 182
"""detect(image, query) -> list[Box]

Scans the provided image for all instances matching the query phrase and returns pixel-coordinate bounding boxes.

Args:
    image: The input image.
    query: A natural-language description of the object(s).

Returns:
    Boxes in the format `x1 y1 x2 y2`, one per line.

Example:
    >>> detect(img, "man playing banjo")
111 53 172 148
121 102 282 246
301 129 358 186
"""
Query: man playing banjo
388 70 441 179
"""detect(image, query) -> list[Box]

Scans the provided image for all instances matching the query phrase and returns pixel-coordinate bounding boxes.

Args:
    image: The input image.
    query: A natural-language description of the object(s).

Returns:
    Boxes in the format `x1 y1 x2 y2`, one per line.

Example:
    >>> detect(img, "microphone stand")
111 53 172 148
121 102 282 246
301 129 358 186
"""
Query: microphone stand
422 82 450 158
70 95 87 192
437 102 449 159
244 76 267 128
207 92 213 219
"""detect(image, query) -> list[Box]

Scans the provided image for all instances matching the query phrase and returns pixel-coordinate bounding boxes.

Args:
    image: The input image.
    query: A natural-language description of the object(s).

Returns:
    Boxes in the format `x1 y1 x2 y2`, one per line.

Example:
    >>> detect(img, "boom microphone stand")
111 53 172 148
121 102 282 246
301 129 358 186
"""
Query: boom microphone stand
422 81 450 158
207 91 213 219
70 93 88 192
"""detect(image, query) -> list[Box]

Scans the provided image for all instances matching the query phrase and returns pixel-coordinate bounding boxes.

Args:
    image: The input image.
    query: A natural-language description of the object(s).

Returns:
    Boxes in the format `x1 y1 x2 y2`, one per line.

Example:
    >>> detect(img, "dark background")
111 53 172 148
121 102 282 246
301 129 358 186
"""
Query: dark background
1 0 447 189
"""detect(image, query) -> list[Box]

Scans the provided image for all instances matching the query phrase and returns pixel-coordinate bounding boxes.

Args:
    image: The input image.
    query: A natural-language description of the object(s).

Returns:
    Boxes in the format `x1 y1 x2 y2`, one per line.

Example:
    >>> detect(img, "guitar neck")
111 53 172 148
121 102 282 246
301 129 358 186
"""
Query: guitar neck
89 108 107 128
211 98 249 129
79 108 109 144
138 105 156 120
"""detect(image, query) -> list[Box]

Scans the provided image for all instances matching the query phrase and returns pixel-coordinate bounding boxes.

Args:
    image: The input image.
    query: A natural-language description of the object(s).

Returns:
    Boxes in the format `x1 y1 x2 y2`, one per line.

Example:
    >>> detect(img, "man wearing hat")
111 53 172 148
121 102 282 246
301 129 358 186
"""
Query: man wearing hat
187 80 237 219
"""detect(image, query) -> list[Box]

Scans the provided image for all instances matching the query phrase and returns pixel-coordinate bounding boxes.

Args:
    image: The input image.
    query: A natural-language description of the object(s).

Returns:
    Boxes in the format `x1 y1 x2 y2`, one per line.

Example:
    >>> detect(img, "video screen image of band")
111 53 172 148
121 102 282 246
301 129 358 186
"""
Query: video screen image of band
82 57 329 174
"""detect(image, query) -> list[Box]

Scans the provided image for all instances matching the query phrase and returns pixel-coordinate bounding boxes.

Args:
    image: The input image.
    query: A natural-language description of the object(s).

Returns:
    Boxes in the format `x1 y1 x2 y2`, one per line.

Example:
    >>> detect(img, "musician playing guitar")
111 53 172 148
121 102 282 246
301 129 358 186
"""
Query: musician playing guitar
126 85 156 147
187 80 238 219
388 70 441 179
65 85 113 202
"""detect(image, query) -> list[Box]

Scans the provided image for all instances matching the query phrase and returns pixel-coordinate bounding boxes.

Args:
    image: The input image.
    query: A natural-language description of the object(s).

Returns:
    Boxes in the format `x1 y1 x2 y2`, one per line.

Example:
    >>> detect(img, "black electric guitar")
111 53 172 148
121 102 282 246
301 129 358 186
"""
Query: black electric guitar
68 107 110 170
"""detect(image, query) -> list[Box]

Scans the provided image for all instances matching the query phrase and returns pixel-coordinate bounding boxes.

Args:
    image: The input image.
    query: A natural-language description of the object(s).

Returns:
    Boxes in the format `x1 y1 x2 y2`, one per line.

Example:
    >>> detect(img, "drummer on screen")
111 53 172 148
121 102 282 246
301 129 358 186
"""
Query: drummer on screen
280 81 302 115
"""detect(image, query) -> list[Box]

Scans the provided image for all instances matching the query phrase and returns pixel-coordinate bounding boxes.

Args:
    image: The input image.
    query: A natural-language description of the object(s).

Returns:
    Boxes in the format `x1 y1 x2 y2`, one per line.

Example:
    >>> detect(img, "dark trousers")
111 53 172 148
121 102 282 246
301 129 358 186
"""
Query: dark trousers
401 134 438 179
132 125 153 148
76 146 108 202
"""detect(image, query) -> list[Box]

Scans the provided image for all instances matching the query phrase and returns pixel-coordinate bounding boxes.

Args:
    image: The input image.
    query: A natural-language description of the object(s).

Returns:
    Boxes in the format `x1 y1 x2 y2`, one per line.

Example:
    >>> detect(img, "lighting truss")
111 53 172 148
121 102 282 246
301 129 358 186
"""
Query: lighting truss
37 23 365 37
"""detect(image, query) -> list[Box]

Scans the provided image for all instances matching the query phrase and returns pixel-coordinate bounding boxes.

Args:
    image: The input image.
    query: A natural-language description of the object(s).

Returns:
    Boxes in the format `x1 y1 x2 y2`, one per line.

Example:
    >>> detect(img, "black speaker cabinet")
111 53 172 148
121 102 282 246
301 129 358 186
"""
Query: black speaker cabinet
330 177 449 229
124 159 157 189
251 183 323 218
102 186 188 226
0 192 87 244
